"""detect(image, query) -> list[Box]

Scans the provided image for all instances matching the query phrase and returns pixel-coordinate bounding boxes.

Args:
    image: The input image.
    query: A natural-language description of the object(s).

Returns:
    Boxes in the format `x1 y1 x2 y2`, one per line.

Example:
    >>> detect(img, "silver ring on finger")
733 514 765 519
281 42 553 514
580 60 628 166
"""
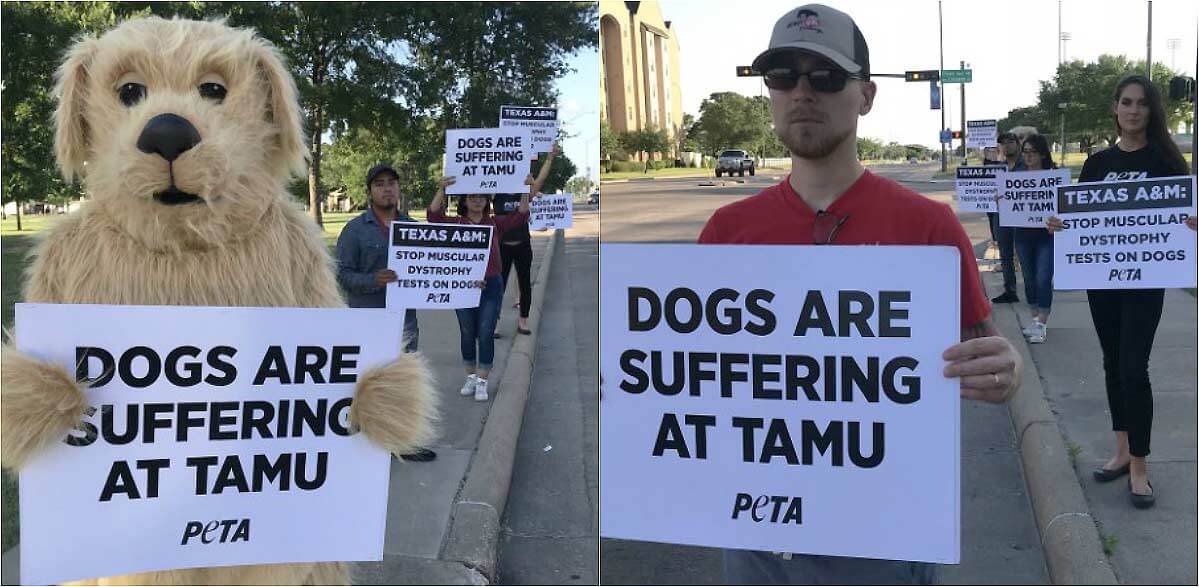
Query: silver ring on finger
992 372 1000 386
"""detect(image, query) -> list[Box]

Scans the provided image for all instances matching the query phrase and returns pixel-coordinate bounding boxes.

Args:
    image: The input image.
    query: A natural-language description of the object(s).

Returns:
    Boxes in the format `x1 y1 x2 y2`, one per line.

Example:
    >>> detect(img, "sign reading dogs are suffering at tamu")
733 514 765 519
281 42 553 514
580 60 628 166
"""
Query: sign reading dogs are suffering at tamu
15 304 398 585
954 165 1006 212
998 169 1071 228
499 105 558 157
529 194 573 230
599 244 961 563
386 221 492 309
444 128 533 195
1054 176 1197 289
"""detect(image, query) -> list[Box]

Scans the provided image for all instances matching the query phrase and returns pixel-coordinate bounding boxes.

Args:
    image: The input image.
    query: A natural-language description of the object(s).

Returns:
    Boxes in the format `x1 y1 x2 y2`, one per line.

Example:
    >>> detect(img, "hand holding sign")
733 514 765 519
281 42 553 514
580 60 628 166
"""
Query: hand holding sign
1045 215 1064 233
375 269 398 287
942 335 1021 403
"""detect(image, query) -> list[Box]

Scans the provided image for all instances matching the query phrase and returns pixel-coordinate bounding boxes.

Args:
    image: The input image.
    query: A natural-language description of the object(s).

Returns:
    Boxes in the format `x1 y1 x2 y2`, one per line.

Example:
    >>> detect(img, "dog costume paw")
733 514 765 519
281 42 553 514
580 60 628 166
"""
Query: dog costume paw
350 352 439 457
1 344 88 470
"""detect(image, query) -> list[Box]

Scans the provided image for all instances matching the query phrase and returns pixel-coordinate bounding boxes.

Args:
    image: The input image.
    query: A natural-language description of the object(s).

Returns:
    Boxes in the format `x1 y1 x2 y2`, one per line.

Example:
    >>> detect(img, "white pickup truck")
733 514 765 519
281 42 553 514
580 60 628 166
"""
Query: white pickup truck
715 149 755 177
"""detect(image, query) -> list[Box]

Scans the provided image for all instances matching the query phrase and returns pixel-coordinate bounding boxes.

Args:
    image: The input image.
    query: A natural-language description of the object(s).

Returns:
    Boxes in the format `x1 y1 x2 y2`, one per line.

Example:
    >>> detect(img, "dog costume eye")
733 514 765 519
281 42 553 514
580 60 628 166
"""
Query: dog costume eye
118 83 147 106
198 82 227 102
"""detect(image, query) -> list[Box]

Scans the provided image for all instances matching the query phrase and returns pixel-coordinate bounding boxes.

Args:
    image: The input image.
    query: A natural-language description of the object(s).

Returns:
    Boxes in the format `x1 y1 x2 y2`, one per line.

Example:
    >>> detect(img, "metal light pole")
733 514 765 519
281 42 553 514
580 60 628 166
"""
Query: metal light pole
1167 38 1181 70
1146 0 1153 79
939 1 946 172
960 59 967 164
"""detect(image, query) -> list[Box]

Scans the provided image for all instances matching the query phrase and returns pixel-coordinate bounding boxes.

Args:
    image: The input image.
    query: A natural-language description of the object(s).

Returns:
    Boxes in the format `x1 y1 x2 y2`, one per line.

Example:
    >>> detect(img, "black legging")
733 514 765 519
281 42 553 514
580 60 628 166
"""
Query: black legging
500 240 533 318
1087 288 1165 457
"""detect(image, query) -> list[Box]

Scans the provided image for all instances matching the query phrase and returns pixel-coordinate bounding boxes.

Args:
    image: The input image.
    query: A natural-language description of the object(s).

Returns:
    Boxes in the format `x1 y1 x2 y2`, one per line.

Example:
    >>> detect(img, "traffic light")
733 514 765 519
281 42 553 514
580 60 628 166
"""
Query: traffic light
905 70 940 82
735 66 759 77
1169 76 1196 101
951 130 963 139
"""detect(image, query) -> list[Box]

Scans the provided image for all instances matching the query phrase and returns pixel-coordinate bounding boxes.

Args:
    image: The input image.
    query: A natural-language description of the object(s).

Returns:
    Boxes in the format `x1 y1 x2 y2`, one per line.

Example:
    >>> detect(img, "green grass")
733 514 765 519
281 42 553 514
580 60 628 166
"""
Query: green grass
1066 441 1082 467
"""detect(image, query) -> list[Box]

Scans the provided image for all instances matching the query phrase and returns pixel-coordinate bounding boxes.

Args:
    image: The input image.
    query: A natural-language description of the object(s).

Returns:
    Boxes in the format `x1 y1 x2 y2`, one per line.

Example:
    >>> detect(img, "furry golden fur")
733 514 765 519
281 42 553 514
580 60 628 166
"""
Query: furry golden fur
1 17 437 585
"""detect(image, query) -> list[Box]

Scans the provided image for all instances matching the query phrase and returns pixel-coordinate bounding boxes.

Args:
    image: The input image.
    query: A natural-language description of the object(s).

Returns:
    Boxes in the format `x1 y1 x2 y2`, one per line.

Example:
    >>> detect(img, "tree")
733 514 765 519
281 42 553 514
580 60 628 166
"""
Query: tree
531 153 577 194
693 92 774 156
621 126 671 168
564 175 596 197
600 120 620 162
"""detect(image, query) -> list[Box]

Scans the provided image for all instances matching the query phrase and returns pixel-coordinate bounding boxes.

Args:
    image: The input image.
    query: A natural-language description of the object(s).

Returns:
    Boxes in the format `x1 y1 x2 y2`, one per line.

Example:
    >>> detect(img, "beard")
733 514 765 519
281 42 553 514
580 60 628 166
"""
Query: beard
777 123 853 160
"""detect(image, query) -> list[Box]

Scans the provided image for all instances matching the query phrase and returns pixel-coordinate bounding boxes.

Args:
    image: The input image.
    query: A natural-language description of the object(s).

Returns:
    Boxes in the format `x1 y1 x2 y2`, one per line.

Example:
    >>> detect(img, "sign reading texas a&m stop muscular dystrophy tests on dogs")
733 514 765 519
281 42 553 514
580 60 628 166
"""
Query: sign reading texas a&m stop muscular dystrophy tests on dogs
499 105 558 157
599 244 961 563
954 165 1006 213
386 221 492 310
998 168 1071 228
15 304 398 585
444 127 533 195
1054 176 1197 289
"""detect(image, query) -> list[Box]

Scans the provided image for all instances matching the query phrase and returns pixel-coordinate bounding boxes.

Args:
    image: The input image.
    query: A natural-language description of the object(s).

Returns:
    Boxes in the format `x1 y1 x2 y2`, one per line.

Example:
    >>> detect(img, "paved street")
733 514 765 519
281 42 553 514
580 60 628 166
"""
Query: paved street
599 163 1049 585
497 208 600 585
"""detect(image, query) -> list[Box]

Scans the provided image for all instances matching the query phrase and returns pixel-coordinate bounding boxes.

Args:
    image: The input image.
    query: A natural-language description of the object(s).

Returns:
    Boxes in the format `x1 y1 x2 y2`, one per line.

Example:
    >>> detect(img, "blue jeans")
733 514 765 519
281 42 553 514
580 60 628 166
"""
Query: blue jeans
723 550 936 585
1014 229 1054 312
454 276 503 370
403 308 419 353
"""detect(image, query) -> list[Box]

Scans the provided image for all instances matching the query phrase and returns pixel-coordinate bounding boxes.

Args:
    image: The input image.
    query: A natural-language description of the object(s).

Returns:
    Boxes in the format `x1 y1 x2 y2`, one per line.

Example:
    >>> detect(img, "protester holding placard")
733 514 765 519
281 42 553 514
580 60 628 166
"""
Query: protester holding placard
428 171 539 401
494 143 561 336
1010 134 1058 343
1045 75 1193 508
694 4 1022 583
334 163 437 463
988 132 1027 304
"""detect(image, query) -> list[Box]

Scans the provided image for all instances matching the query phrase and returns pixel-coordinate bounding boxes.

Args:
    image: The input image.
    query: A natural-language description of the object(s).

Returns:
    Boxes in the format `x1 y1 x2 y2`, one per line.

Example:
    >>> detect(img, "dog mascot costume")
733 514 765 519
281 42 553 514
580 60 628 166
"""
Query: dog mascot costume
0 17 437 585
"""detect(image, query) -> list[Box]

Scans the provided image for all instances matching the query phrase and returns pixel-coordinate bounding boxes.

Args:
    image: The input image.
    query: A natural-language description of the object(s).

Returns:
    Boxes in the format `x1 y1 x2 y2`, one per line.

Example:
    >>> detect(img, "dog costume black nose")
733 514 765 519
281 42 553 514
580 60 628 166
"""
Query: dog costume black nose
137 113 201 162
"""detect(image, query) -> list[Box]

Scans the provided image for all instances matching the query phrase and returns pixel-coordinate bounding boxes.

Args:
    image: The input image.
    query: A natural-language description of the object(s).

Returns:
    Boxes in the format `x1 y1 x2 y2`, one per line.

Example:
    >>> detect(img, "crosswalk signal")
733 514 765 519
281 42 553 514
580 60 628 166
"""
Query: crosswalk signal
905 70 940 82
951 130 963 139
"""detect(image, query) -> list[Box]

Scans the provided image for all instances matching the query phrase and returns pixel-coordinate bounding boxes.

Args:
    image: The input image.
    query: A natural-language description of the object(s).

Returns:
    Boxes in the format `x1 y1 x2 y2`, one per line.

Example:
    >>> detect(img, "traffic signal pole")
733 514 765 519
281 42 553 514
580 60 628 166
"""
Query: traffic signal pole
960 59 967 164
939 1 946 172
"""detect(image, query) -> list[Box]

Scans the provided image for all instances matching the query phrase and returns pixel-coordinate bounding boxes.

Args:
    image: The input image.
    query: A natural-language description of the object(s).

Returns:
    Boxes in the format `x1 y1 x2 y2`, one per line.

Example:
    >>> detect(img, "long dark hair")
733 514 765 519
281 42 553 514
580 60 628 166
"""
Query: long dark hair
1112 75 1189 174
1022 134 1057 169
455 195 492 217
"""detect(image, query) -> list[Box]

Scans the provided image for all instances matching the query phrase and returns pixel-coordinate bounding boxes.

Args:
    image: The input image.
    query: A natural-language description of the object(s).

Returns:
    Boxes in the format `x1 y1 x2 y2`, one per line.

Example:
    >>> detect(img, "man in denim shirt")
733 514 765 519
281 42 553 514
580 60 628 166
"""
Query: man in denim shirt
335 163 435 462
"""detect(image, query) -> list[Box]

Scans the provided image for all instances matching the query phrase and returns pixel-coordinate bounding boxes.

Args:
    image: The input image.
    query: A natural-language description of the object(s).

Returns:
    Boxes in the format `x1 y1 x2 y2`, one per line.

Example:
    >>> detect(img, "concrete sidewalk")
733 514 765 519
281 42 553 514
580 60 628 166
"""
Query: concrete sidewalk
982 266 1197 584
0 232 559 586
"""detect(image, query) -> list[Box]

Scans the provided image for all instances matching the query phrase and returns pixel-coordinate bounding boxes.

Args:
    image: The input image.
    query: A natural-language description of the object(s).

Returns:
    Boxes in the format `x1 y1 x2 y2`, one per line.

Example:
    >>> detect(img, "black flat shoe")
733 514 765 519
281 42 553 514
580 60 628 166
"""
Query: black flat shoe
517 327 532 335
399 448 437 462
1130 479 1155 509
1092 463 1130 482
991 292 1019 304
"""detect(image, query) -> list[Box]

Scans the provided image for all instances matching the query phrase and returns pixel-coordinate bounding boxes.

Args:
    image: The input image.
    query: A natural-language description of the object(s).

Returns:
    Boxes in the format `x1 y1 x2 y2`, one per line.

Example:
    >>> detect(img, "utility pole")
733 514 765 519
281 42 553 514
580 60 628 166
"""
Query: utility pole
939 1 946 172
960 59 967 164
1146 0 1153 79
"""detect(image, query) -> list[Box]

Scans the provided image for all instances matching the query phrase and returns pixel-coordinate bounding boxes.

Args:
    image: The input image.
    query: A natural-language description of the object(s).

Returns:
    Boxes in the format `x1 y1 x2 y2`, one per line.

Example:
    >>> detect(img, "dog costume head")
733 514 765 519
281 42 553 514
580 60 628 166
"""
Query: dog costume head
54 17 307 251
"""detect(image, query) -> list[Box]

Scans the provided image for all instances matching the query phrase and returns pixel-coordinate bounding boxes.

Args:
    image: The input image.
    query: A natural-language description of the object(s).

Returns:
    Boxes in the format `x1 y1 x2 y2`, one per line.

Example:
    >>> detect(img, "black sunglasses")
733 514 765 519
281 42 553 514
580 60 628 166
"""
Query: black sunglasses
813 210 850 245
763 68 863 93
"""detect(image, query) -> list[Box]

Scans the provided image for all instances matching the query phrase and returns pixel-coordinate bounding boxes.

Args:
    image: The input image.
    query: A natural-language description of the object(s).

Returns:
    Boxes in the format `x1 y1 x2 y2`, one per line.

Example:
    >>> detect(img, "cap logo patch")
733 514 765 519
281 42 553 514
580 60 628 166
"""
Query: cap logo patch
787 9 822 32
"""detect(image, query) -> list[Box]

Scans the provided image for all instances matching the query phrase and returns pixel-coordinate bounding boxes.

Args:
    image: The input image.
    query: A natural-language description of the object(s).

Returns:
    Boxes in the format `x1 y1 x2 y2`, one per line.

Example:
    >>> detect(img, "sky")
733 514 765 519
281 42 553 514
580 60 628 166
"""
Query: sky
658 0 1198 149
556 45 601 185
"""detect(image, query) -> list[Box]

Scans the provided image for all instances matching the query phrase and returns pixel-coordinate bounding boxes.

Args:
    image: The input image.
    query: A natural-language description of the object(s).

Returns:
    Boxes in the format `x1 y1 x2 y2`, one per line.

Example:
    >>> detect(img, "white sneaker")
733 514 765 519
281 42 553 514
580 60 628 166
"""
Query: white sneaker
460 374 479 396
1028 322 1047 344
474 378 489 401
1022 319 1042 337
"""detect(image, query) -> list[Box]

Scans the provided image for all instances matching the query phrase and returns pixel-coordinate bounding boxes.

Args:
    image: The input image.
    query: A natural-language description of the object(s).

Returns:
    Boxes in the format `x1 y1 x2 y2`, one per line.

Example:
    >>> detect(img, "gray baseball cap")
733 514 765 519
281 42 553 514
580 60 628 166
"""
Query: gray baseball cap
752 4 870 77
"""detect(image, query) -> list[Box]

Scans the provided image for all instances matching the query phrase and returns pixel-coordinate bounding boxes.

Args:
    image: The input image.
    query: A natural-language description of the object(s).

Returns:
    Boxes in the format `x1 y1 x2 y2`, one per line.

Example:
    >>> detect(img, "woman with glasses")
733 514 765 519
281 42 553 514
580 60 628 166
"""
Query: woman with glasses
1010 134 1057 344
1046 75 1192 509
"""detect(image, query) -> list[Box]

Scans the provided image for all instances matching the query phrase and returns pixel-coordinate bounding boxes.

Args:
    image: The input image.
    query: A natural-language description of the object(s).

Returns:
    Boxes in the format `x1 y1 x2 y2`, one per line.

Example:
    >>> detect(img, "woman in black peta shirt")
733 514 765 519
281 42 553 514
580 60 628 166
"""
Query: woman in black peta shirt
1048 75 1193 509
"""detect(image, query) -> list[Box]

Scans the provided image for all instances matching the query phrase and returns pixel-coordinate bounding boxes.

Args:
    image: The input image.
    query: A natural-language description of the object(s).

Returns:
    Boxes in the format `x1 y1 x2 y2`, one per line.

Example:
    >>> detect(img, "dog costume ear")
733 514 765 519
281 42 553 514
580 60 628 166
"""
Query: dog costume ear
255 43 309 178
53 35 98 183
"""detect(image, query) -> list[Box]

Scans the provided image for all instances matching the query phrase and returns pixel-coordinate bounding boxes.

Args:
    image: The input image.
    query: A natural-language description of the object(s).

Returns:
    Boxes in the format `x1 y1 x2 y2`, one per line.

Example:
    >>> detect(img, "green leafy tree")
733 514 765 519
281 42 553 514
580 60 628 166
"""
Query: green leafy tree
599 120 620 161
694 92 774 156
564 175 596 197
621 126 671 168
531 153 577 194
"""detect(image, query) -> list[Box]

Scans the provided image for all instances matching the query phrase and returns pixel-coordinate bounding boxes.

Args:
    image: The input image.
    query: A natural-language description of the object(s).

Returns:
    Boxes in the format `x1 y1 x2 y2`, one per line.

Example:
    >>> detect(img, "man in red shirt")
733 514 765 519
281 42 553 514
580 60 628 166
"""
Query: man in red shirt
701 4 1022 584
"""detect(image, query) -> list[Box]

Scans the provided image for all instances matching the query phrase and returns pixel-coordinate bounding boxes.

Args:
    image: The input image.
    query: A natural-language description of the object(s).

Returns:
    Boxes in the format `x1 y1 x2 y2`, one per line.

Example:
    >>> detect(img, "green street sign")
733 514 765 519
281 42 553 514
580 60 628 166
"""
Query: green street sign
941 69 973 83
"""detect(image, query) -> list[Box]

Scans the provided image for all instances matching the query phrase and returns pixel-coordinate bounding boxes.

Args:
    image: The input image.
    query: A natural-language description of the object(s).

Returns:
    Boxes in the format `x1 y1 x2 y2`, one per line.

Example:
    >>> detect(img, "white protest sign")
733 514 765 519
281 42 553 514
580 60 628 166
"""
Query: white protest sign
499 105 558 158
444 128 533 195
998 168 1071 227
529 194 573 230
954 165 1006 213
965 119 998 149
386 221 492 309
599 244 961 564
15 304 398 585
1054 176 1197 289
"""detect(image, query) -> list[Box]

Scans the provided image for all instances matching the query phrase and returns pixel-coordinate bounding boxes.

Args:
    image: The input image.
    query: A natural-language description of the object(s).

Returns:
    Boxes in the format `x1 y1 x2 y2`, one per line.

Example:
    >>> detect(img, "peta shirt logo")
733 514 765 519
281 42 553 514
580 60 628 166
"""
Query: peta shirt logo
1104 171 1148 181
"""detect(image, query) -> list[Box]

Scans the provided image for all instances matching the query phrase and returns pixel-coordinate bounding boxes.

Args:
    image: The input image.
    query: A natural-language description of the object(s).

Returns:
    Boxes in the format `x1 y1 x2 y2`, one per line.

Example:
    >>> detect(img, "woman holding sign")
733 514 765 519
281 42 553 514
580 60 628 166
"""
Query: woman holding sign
428 151 552 401
1012 134 1058 344
1047 75 1192 509
494 143 561 336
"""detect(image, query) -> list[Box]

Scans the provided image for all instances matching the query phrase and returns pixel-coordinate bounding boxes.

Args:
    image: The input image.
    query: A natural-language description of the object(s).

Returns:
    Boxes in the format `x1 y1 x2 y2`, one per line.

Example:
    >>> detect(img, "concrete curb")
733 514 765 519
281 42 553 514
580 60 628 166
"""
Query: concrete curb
990 300 1118 584
439 230 561 582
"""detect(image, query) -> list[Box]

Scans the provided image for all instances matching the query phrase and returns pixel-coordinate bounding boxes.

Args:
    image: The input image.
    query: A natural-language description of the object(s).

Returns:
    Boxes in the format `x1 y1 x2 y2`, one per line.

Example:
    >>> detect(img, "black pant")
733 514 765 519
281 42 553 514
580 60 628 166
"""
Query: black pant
988 212 1017 296
500 240 533 319
1087 288 1165 457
